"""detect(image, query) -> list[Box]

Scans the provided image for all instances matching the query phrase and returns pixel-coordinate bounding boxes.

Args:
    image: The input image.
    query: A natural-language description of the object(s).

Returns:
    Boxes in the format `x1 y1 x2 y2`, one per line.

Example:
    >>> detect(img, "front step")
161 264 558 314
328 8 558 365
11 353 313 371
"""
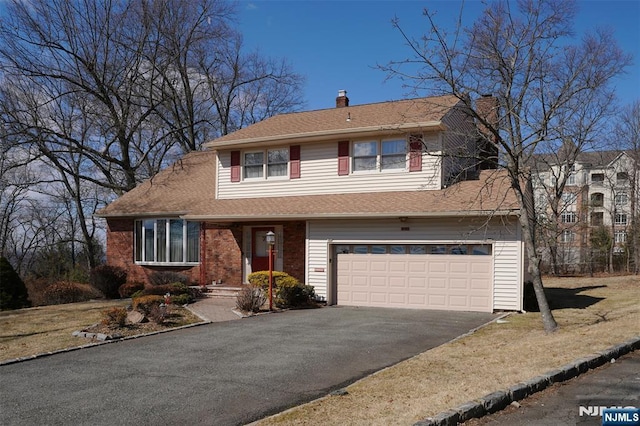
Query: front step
196 285 245 298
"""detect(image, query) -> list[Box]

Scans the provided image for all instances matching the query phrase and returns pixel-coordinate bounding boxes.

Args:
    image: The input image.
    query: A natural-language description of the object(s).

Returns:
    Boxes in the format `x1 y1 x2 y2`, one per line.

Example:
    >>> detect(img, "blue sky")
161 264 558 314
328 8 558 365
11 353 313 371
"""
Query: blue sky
238 0 640 111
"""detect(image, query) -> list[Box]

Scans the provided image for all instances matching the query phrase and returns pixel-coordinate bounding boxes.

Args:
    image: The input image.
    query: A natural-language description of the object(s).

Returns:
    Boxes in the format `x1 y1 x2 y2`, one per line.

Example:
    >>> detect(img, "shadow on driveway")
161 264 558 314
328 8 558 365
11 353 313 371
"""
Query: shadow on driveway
0 306 497 426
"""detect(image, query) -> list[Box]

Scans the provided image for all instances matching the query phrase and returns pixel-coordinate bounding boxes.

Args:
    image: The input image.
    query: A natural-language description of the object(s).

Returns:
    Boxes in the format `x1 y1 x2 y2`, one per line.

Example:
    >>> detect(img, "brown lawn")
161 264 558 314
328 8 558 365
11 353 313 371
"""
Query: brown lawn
0 300 202 363
256 275 640 426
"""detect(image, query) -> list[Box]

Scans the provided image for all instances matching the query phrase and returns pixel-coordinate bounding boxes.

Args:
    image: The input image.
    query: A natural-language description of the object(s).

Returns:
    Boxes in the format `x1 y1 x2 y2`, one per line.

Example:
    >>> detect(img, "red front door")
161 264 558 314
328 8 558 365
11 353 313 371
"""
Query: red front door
251 227 275 272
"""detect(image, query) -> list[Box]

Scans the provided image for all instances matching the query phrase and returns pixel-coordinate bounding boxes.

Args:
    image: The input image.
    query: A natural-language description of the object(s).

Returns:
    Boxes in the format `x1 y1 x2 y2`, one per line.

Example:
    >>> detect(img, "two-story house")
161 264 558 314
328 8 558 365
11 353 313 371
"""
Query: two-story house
533 150 638 273
98 92 524 313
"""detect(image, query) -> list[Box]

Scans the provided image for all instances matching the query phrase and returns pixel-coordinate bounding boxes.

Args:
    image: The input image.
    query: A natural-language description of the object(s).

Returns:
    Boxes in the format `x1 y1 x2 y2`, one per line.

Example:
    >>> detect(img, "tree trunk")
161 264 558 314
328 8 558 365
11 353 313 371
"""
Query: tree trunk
519 174 558 332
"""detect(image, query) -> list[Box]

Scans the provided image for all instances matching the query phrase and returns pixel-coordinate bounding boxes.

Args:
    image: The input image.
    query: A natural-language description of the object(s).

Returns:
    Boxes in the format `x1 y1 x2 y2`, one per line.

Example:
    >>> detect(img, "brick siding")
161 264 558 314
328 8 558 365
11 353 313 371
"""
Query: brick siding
105 218 306 286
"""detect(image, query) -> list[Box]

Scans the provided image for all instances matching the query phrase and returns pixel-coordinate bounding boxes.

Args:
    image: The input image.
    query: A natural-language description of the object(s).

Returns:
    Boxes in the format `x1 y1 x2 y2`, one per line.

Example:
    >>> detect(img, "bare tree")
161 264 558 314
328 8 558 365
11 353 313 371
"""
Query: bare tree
383 0 631 331
615 102 640 273
0 0 304 278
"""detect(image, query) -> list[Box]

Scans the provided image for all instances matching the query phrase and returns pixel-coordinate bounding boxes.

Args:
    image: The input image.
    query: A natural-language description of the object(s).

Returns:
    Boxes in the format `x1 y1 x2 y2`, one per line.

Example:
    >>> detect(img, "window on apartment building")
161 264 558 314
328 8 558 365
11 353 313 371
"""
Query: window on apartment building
135 219 199 264
615 213 627 225
561 230 575 243
591 173 604 183
561 192 577 205
591 212 604 226
615 230 627 244
617 172 629 183
561 212 577 223
566 164 576 185
615 193 628 206
591 192 604 207
353 139 406 172
243 148 290 179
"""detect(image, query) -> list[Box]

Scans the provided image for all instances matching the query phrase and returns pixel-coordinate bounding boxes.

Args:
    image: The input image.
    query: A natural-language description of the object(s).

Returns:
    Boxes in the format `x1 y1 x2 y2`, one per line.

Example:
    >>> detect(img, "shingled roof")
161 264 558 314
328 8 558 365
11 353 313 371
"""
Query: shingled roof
98 94 519 220
97 147 518 220
204 95 461 148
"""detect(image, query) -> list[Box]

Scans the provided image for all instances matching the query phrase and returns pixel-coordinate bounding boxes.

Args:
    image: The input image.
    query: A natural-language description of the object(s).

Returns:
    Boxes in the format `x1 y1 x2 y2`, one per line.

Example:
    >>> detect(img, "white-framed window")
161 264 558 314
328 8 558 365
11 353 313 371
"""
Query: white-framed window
135 219 199 264
566 164 576 185
243 148 289 179
561 211 577 223
615 230 627 243
615 213 628 225
352 139 406 172
615 193 628 206
561 230 575 243
561 192 577 206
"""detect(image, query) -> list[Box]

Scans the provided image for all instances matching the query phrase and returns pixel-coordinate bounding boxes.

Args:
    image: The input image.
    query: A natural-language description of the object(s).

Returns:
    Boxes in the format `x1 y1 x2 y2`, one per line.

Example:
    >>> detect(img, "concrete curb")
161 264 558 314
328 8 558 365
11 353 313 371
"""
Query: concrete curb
413 335 640 426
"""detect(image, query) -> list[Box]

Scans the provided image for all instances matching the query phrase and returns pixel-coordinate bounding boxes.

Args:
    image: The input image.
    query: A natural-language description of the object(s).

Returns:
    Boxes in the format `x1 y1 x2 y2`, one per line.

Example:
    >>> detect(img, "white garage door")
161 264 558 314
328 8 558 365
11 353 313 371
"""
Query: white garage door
335 244 493 312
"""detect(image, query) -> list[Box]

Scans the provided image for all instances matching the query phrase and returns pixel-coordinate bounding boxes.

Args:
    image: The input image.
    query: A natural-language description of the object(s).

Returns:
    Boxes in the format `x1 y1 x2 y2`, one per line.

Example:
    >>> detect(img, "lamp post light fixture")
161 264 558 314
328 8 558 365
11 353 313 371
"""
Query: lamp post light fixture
266 230 276 311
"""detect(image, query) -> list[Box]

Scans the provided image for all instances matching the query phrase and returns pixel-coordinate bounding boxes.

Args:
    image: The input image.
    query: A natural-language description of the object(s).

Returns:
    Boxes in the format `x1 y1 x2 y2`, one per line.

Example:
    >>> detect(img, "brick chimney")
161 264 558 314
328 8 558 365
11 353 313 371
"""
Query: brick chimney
475 94 499 170
476 94 499 139
336 90 349 108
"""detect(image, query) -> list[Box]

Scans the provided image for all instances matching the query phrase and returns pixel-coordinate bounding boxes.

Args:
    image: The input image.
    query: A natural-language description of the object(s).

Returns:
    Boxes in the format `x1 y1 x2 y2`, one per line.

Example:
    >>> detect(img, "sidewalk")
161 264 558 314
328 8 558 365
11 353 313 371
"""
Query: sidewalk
186 297 242 322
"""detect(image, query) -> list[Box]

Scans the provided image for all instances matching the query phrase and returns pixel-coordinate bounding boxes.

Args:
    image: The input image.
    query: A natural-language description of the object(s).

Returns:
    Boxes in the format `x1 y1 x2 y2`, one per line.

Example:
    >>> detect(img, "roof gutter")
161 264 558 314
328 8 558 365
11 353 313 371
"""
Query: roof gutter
204 121 447 149
181 209 520 222
95 211 189 219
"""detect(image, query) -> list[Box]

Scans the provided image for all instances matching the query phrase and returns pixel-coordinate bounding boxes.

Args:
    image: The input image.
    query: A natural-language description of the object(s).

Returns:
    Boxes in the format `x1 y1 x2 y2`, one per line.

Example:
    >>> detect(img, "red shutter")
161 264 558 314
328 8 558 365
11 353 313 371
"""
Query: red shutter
230 150 241 182
409 135 422 172
290 145 301 179
338 141 349 176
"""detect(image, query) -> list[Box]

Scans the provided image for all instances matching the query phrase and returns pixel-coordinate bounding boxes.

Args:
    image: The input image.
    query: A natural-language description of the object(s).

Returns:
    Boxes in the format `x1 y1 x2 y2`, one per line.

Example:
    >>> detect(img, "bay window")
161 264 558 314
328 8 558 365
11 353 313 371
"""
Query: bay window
135 219 199 264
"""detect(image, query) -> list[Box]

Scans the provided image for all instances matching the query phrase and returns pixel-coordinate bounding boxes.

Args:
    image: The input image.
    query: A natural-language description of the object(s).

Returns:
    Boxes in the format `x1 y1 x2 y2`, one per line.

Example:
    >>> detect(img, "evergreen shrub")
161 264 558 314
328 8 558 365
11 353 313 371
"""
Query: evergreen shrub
0 256 31 310
247 271 315 308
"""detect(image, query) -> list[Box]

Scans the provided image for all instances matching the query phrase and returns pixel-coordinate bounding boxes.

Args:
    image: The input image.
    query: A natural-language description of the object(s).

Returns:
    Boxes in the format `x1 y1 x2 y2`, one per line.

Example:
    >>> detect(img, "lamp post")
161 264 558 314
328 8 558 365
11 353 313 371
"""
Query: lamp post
266 230 276 311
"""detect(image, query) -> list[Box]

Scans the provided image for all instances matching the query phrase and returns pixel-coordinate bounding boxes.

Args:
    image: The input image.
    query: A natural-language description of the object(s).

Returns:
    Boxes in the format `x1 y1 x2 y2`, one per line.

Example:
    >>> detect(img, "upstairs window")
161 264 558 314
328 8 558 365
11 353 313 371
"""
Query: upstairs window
615 193 628 206
615 213 627 226
617 172 629 183
591 192 604 207
352 139 407 172
591 173 604 184
561 212 577 223
135 219 199 264
561 230 575 243
242 148 290 180
561 192 577 206
591 212 604 226
615 230 627 243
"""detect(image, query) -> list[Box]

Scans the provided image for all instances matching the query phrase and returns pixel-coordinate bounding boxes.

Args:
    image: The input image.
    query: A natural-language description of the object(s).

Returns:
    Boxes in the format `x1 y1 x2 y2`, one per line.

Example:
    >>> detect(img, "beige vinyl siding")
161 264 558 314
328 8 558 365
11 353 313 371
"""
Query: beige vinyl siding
216 137 443 199
307 217 522 311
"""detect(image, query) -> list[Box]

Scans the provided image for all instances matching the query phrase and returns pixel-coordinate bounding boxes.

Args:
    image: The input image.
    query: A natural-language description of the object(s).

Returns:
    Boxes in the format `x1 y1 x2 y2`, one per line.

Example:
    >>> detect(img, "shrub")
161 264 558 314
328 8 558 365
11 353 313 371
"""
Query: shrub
22 276 50 307
0 256 31 310
132 294 165 315
248 271 315 308
118 281 145 298
148 304 169 324
149 271 190 287
42 281 103 305
90 264 127 299
236 286 267 313
171 293 191 306
101 307 128 328
142 282 190 296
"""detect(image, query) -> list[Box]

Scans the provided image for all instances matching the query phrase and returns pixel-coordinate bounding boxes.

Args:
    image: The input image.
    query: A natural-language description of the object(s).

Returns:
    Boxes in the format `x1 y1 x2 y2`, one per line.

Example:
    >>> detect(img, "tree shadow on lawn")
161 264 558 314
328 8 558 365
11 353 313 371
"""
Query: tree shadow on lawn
524 284 607 312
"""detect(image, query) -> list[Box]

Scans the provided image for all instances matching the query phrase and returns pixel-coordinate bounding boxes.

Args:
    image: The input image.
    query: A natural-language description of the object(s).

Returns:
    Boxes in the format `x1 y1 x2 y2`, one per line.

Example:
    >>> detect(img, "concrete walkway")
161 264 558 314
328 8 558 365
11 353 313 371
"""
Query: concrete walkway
186 297 242 322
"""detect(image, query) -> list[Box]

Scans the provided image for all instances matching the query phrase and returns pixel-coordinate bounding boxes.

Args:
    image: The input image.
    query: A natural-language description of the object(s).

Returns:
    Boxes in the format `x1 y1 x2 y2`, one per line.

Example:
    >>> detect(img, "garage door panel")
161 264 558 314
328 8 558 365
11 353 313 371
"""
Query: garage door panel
337 252 493 312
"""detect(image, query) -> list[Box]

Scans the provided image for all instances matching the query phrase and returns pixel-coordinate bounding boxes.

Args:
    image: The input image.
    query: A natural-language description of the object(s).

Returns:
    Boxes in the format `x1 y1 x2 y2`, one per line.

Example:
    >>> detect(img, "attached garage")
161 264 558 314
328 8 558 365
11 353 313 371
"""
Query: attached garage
307 218 524 313
334 244 493 312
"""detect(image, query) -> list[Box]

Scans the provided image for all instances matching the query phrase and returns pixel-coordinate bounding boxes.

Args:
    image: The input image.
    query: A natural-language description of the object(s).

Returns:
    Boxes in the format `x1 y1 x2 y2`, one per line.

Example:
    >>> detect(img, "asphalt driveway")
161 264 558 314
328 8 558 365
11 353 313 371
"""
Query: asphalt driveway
0 306 496 426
